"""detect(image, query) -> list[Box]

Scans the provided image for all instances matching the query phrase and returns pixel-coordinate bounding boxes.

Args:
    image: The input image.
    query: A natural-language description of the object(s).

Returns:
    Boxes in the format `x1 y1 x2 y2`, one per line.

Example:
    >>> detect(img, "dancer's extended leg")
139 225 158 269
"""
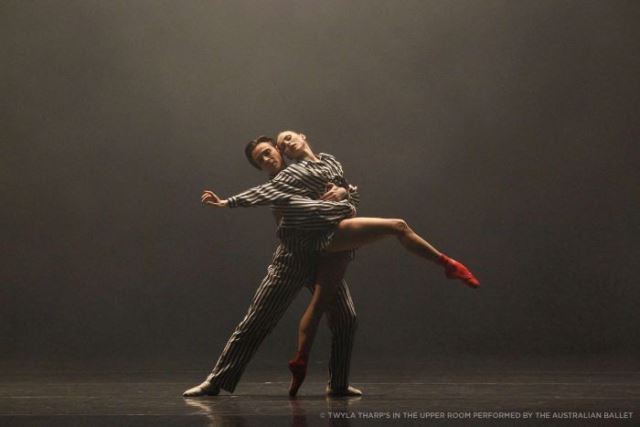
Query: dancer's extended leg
288 252 350 397
325 217 480 288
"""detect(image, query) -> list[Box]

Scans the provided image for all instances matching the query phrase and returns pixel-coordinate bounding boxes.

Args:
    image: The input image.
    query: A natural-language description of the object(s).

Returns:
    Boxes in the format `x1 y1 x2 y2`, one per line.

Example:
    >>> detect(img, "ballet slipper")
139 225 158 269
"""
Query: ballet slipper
437 254 480 288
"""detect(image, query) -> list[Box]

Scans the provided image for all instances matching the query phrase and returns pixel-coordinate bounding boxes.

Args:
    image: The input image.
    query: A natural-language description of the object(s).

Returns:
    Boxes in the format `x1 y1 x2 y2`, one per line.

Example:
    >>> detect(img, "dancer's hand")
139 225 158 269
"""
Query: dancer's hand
321 184 348 201
201 190 228 207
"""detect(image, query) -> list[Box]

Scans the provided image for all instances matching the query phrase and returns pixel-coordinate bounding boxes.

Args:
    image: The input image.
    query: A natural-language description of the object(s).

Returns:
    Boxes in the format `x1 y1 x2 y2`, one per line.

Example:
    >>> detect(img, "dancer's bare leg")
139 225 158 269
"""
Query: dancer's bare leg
300 253 350 356
288 252 350 397
325 218 439 260
325 217 479 287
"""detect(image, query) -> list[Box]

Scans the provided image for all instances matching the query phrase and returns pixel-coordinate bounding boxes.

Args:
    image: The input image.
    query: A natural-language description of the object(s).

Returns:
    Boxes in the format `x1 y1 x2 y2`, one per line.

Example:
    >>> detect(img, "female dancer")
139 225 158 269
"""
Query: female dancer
202 131 479 396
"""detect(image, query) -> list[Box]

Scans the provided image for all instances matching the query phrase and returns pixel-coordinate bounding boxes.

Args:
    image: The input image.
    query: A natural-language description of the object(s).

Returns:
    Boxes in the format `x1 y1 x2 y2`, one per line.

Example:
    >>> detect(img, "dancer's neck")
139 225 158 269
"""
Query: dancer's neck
299 148 320 163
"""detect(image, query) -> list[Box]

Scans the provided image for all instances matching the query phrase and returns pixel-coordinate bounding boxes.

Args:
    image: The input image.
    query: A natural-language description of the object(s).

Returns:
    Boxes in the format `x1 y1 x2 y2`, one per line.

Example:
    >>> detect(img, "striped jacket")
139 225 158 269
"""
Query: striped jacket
227 153 359 251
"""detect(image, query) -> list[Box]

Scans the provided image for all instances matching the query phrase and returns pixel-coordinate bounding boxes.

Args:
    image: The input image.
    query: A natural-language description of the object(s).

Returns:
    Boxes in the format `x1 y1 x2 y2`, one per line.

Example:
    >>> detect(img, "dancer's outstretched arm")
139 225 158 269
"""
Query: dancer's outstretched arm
222 153 353 209
227 176 301 208
203 180 360 232
202 171 302 208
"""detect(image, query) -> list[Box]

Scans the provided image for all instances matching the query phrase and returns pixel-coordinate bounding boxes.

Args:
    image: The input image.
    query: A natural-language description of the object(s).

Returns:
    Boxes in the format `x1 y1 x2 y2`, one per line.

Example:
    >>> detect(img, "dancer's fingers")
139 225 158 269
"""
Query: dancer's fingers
323 190 339 201
202 191 220 202
321 185 338 200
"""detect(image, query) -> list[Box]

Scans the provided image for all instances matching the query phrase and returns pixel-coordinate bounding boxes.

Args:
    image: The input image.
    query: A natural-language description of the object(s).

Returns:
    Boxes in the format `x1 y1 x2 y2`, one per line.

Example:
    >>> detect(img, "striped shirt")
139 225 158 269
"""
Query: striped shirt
227 153 359 252
228 153 358 204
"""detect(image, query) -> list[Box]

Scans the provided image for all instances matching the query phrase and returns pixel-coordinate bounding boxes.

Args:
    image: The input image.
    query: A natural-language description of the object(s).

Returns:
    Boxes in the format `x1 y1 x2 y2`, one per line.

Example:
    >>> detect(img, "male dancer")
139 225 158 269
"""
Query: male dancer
183 136 362 397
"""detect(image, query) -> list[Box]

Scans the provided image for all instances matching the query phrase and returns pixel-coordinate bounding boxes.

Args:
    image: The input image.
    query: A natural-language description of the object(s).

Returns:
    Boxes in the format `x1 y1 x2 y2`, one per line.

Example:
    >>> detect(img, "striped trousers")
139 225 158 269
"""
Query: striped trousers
206 244 358 392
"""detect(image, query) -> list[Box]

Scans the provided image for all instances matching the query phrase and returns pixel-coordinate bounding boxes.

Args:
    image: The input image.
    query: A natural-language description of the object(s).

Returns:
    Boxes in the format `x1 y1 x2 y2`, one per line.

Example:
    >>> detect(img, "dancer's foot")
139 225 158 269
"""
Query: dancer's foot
326 385 363 397
288 352 308 397
438 254 480 288
183 380 220 397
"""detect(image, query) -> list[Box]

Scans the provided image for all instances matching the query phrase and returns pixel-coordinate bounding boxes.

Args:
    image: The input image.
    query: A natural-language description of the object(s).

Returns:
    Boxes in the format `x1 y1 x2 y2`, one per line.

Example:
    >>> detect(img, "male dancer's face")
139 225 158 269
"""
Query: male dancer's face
251 142 285 176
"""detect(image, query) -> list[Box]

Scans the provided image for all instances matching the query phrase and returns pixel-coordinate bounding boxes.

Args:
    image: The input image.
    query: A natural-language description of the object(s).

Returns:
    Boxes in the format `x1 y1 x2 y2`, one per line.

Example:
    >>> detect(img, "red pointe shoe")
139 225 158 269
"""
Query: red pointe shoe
288 352 308 397
437 254 480 288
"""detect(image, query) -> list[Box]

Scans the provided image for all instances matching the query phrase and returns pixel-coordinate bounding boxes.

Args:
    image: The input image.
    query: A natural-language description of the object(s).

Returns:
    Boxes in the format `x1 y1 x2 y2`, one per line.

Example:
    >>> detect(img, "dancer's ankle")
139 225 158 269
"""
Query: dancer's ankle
291 350 309 365
436 254 449 266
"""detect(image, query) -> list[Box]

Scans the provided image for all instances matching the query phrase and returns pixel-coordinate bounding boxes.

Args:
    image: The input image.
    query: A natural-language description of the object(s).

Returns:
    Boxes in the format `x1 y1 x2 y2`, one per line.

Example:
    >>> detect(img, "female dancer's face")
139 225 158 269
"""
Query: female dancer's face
276 131 308 160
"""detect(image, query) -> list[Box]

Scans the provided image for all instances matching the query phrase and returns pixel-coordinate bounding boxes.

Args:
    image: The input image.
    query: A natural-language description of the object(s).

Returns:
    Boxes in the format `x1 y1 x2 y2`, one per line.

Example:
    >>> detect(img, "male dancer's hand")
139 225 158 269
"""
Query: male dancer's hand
321 183 348 201
201 190 228 207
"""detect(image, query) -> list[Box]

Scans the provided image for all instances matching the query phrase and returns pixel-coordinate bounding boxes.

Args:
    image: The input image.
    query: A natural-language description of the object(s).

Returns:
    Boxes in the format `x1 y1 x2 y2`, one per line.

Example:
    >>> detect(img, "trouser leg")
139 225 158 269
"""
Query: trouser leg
323 279 357 390
207 249 309 392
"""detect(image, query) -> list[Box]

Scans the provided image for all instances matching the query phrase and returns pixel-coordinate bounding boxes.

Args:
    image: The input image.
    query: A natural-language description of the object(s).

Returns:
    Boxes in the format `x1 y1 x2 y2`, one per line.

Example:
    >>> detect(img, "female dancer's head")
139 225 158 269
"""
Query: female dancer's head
276 130 314 161
245 136 285 176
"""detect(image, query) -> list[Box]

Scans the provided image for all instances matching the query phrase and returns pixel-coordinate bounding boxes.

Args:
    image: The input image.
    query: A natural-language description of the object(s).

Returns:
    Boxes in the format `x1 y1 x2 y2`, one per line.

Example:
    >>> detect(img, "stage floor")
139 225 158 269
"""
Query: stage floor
1 364 638 426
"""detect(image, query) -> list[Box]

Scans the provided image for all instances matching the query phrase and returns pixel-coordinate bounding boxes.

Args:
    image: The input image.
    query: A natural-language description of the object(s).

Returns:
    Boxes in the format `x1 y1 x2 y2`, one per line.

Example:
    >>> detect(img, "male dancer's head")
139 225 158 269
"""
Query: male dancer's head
245 136 285 177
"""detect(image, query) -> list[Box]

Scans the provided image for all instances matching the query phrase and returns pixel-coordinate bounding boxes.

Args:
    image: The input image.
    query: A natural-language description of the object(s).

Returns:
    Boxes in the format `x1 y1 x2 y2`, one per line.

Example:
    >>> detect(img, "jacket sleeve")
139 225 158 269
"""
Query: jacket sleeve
323 153 360 208
346 184 360 208
227 172 300 208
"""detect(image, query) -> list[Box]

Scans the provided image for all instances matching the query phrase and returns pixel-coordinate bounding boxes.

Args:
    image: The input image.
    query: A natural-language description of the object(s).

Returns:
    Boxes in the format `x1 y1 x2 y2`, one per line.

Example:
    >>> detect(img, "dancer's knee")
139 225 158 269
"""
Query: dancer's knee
389 218 409 235
310 298 331 319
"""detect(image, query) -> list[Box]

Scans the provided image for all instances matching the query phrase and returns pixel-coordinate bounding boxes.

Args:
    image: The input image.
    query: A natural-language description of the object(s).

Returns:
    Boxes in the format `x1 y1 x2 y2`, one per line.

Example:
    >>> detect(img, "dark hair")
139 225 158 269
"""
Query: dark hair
245 136 276 169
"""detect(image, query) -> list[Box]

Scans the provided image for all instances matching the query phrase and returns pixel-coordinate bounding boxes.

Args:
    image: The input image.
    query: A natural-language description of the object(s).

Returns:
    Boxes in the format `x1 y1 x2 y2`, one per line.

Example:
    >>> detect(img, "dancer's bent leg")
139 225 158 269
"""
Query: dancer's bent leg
289 252 350 396
325 218 480 287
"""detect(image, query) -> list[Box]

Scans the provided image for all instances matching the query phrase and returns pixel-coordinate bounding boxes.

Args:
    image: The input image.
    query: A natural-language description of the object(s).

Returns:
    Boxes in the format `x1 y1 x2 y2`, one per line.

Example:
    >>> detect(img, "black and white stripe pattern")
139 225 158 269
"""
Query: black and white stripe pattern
204 153 360 392
276 196 355 230
227 153 359 251
227 152 359 211
206 244 357 392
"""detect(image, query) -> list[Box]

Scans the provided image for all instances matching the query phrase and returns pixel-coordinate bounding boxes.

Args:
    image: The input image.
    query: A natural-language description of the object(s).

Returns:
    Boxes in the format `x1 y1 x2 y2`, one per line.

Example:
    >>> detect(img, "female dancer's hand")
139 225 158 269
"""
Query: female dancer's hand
201 190 228 207
320 183 348 201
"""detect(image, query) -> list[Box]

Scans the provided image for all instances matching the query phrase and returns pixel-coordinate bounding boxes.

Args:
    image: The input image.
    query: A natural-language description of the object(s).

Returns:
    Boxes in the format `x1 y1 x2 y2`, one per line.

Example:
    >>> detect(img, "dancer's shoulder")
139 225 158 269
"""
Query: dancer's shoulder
319 153 345 171
273 162 306 182
318 152 340 163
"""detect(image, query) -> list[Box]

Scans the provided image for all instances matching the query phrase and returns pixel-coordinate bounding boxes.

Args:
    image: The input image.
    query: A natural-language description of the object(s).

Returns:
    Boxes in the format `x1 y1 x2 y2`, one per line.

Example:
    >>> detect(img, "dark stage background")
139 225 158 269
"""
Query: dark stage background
2 0 639 374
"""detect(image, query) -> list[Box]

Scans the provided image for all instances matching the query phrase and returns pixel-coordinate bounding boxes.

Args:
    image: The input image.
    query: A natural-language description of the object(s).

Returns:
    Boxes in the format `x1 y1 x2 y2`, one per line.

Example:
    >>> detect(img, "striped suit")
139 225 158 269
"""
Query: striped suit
206 153 359 392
